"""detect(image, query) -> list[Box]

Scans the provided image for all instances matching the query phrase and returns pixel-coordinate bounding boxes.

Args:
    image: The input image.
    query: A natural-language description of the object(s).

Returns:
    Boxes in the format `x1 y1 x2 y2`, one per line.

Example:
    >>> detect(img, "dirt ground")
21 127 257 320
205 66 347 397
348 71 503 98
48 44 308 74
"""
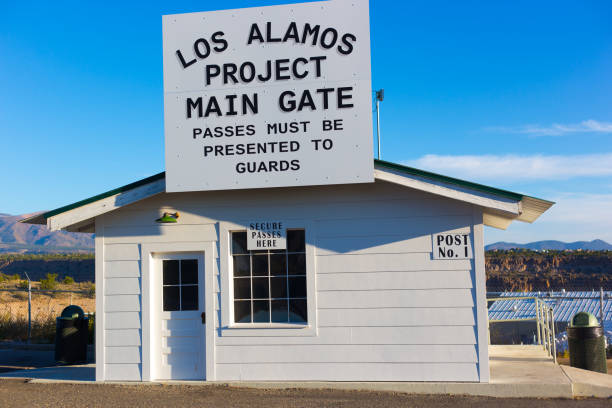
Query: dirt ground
0 380 609 408
0 281 95 319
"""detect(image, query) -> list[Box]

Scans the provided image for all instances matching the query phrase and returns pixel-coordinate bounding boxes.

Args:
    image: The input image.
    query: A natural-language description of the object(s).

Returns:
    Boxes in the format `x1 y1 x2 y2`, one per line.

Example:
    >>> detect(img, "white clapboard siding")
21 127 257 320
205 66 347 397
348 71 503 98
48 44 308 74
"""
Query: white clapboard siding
317 252 472 273
316 235 432 255
104 295 141 312
126 180 445 209
127 191 471 220
318 307 476 327
105 244 140 261
104 224 217 244
104 209 217 228
97 175 486 382
349 326 476 345
105 312 141 329
106 329 142 347
104 278 141 295
318 289 474 309
105 346 142 364
317 271 473 291
216 362 479 382
216 344 477 364
216 327 351 346
105 364 142 381
316 216 471 239
105 261 141 278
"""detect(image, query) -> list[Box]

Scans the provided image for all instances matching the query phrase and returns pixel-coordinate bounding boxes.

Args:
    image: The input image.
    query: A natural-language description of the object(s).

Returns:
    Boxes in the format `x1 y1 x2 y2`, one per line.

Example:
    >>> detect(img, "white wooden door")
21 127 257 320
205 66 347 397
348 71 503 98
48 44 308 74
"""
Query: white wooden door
156 254 205 380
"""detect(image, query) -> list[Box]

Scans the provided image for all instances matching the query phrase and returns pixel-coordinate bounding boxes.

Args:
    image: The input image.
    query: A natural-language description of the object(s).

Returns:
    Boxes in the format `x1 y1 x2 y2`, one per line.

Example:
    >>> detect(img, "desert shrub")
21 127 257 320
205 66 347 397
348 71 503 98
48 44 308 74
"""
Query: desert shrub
12 291 28 301
40 273 58 290
87 283 96 298
0 273 6 283
0 308 56 343
17 280 29 290
88 313 95 344
63 276 75 284
9 274 20 281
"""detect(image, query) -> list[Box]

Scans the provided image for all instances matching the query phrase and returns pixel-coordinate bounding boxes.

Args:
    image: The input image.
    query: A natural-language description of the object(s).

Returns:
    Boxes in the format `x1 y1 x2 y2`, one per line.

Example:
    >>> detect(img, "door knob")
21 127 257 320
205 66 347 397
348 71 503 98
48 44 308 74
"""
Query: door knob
201 312 206 324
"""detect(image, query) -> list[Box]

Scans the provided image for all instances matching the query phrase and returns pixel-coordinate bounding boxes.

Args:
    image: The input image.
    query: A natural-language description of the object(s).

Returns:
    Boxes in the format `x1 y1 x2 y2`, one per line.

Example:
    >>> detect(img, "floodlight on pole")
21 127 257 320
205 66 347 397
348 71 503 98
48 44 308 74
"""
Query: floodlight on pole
375 89 384 160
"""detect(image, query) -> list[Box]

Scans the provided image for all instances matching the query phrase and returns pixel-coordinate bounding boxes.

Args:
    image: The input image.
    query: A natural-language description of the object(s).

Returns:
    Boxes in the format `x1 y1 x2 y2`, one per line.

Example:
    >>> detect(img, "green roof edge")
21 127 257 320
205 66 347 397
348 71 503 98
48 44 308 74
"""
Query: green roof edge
39 160 553 221
374 159 553 204
43 171 166 219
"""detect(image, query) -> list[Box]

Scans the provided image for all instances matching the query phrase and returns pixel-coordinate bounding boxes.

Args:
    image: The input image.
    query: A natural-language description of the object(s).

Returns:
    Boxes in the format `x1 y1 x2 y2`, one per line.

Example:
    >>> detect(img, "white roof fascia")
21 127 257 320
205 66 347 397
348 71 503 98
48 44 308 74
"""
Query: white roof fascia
46 178 165 231
374 167 521 218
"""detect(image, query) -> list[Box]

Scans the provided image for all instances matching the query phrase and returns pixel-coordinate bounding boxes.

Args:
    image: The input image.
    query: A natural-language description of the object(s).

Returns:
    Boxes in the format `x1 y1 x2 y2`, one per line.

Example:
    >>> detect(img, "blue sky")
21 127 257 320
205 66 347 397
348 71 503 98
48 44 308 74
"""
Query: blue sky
1 1 611 244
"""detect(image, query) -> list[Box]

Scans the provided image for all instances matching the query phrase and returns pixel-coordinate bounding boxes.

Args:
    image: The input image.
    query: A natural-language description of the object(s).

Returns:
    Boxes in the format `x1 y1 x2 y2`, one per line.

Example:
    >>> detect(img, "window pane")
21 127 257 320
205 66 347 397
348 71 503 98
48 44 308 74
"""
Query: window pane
287 253 306 275
269 254 286 276
234 277 251 299
252 277 269 299
181 286 198 310
231 232 248 254
270 277 287 298
252 254 268 276
287 230 305 252
288 276 307 298
289 299 307 323
234 300 251 323
163 286 180 311
181 259 198 284
233 255 250 277
252 300 270 323
163 260 179 285
271 300 288 323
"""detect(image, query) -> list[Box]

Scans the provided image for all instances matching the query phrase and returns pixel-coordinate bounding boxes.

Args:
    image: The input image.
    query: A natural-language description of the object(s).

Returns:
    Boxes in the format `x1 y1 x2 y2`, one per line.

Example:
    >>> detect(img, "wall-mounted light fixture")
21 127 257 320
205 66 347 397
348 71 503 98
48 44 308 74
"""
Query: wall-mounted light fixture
156 212 180 223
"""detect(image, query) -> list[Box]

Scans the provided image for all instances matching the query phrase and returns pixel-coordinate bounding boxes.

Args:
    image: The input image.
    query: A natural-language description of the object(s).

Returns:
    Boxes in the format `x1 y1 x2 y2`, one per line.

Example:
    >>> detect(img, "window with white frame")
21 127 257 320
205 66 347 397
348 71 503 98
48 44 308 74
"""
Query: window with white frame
231 230 307 324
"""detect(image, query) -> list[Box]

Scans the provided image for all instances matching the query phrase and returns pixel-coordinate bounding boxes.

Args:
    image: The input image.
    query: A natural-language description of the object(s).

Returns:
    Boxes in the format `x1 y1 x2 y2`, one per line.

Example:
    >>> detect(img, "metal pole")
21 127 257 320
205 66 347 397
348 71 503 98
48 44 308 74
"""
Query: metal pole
26 273 32 344
600 287 604 324
535 299 541 346
376 98 381 160
551 308 557 364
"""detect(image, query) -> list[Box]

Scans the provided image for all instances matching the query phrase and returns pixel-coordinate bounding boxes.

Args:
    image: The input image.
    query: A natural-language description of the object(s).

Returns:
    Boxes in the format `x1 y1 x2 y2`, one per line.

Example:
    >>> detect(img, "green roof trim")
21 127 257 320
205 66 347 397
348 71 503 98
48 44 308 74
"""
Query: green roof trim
36 159 553 222
43 171 166 219
374 159 553 204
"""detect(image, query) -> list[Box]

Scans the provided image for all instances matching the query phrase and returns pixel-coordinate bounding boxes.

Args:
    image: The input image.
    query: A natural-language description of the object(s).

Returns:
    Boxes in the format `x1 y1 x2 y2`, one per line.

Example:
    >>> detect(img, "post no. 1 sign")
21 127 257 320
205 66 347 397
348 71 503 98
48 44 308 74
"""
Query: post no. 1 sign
162 0 374 192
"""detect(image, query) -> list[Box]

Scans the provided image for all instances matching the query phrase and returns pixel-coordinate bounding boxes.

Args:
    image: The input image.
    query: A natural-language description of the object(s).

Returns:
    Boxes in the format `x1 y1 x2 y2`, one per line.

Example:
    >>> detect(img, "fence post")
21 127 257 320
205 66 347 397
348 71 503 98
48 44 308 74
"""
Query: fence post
600 287 604 324
26 272 32 344
535 299 541 346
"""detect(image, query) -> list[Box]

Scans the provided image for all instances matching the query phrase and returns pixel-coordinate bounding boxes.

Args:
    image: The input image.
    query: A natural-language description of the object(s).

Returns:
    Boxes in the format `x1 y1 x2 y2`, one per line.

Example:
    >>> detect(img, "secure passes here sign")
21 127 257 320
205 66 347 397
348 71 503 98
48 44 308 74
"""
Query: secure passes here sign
162 0 373 192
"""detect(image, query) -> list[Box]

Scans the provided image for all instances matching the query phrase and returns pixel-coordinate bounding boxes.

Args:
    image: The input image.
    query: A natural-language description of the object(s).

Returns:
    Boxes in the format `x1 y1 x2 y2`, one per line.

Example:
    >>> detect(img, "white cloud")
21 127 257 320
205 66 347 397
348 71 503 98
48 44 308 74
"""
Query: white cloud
485 193 612 244
405 153 612 181
485 119 612 136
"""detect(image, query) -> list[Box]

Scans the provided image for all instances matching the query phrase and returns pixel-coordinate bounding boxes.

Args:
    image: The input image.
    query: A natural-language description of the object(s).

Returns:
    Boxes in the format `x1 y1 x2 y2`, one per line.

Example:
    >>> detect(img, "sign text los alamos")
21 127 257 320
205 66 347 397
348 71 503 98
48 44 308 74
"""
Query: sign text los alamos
163 1 373 192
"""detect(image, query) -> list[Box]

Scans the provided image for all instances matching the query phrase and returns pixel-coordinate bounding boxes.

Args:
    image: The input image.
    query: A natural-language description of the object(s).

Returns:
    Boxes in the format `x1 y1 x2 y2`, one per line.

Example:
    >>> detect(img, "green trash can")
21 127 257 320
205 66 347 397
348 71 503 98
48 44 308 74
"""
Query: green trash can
567 312 607 374
55 305 89 364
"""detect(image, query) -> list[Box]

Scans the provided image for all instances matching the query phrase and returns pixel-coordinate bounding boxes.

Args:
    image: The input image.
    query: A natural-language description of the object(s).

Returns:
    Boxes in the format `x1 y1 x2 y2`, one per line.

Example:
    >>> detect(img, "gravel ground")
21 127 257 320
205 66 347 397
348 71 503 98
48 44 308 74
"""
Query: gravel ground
0 379 610 408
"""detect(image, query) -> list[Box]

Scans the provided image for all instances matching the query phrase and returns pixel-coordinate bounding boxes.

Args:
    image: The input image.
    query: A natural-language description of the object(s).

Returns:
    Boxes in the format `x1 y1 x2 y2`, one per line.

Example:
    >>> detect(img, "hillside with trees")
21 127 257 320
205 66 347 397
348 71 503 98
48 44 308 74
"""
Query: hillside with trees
485 249 612 291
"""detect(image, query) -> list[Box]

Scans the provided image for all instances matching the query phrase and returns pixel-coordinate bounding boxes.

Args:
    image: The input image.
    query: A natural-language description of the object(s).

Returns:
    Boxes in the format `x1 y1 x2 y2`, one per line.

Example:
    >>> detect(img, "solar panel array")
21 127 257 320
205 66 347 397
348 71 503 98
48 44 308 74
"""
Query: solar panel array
488 291 612 322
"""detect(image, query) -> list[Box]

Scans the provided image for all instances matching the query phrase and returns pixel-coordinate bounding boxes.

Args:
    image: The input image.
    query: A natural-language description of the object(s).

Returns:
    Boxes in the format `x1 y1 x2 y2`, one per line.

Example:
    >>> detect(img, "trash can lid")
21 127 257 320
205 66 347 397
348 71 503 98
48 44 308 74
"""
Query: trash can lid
60 305 85 320
570 311 599 327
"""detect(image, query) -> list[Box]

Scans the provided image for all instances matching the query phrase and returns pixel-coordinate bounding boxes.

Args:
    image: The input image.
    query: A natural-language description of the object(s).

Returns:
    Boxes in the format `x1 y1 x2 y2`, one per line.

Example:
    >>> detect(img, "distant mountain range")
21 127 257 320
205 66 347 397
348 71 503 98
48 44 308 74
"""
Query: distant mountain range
0 213 93 254
485 239 612 251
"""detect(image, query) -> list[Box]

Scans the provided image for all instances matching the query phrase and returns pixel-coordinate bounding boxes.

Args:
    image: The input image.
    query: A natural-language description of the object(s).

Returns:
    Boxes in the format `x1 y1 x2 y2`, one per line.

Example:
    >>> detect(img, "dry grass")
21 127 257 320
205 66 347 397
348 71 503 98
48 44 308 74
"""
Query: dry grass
0 280 95 343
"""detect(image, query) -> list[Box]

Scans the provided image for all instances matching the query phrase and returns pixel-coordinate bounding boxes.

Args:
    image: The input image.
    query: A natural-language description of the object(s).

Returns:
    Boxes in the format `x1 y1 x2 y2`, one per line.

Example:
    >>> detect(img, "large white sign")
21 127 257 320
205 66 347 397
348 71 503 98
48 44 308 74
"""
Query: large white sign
162 0 373 192
432 232 473 260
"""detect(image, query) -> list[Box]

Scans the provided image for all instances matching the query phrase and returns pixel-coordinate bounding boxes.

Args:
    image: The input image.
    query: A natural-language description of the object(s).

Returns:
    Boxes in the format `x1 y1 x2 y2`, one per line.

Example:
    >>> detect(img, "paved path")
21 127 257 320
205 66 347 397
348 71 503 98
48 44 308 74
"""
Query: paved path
1 345 611 399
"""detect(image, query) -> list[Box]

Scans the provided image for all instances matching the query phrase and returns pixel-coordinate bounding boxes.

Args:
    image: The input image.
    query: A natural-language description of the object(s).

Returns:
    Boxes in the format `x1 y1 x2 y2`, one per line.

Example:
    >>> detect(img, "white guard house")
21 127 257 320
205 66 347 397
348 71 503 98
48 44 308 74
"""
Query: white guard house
22 159 553 382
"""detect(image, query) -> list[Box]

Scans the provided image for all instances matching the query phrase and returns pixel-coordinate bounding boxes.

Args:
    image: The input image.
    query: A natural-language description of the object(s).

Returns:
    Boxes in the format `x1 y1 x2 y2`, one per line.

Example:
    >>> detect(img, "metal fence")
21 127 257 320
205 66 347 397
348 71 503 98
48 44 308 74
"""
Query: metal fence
0 276 93 343
487 296 557 363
